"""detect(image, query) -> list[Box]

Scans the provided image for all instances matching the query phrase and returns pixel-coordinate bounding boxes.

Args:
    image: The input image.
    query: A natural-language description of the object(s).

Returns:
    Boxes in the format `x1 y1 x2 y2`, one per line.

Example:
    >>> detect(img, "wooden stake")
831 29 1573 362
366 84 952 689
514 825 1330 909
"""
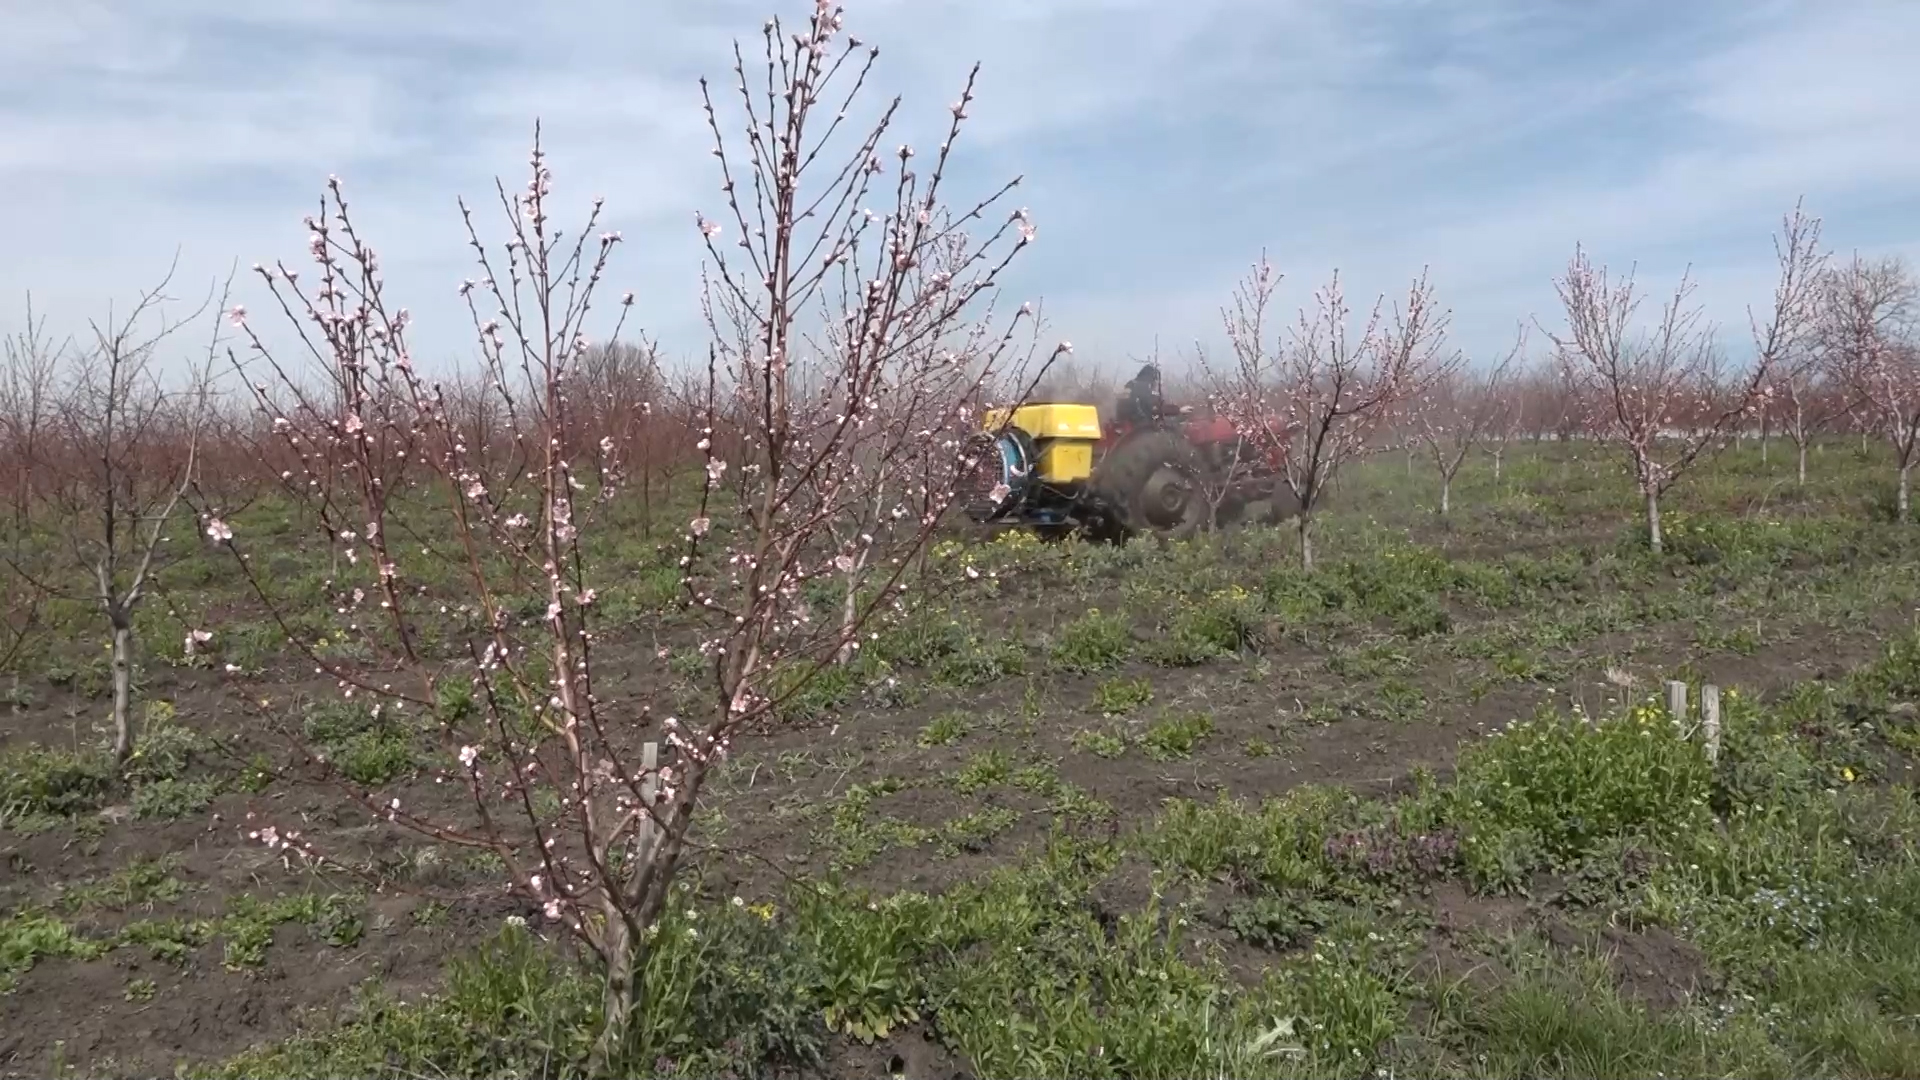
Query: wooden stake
1667 680 1688 728
638 741 660 861
1701 685 1722 765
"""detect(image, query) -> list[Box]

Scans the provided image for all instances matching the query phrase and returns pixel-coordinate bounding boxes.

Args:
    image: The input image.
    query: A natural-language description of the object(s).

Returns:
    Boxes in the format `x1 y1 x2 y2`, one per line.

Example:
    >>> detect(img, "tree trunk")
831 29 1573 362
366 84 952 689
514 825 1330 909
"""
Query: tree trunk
590 916 638 1075
110 616 135 767
1438 474 1452 517
1492 449 1504 483
1644 489 1664 554
1297 513 1316 573
1901 463 1913 522
839 581 860 662
639 464 652 538
1796 441 1808 486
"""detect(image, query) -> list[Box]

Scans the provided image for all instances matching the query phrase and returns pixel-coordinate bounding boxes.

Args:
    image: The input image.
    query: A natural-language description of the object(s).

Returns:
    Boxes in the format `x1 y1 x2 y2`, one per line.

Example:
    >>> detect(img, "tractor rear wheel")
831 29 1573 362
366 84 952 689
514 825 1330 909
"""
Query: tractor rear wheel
1092 431 1211 540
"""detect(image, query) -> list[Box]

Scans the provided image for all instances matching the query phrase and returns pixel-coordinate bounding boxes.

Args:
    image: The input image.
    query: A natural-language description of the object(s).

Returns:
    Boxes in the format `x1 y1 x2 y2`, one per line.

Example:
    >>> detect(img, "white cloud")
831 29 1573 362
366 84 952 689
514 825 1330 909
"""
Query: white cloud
2 0 1916 379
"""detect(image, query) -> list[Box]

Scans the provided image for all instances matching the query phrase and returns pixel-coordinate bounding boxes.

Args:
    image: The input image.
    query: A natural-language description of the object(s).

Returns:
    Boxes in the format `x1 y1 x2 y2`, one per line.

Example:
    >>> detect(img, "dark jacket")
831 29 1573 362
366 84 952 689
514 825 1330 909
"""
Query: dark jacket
1119 365 1167 424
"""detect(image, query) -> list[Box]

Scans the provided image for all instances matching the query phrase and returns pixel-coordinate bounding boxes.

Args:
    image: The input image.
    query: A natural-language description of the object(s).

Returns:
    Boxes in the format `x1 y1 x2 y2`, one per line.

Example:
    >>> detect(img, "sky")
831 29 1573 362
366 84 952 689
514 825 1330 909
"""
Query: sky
3 0 1917 380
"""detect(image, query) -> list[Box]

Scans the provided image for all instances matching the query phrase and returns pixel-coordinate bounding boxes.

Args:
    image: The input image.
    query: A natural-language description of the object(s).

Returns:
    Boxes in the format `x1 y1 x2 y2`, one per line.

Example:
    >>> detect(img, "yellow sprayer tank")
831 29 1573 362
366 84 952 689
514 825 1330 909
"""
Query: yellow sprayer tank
984 403 1102 484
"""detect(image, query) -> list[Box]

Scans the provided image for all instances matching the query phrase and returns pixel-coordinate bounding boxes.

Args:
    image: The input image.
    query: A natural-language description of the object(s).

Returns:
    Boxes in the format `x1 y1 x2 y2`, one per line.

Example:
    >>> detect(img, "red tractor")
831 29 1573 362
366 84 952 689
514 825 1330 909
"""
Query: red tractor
961 380 1300 542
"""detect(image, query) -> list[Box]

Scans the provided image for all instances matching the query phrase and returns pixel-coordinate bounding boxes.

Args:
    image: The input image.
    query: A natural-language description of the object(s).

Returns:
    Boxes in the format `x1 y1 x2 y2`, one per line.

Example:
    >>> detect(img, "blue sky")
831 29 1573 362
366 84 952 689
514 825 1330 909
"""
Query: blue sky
3 0 1917 377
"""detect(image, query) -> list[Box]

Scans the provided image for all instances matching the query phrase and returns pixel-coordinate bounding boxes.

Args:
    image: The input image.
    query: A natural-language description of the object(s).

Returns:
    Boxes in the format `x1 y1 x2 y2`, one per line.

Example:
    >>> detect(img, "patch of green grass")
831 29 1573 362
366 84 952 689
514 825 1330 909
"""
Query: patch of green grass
1048 609 1132 673
1070 727 1128 759
218 893 364 970
932 637 1029 689
121 702 212 785
1141 712 1215 761
823 778 933 869
1220 892 1340 951
1448 697 1713 890
203 883 834 1079
1146 786 1351 890
924 852 1385 1078
1420 938 1793 1079
934 806 1022 856
301 699 422 787
0 744 112 828
917 712 970 748
54 857 188 912
775 660 861 721
951 750 1013 794
1092 676 1154 715
0 912 108 992
1148 585 1268 665
873 607 975 667
132 777 220 820
117 917 216 965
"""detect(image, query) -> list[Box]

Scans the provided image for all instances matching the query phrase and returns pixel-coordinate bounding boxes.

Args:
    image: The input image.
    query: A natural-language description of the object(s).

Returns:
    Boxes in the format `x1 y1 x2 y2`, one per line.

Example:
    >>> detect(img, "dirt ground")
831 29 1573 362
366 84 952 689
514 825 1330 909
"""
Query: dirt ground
4 448 1918 1077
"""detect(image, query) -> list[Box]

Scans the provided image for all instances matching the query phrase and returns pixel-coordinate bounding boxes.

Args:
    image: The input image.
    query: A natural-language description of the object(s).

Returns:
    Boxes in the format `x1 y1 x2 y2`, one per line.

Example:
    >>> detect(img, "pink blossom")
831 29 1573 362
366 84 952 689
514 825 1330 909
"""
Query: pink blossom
206 519 233 542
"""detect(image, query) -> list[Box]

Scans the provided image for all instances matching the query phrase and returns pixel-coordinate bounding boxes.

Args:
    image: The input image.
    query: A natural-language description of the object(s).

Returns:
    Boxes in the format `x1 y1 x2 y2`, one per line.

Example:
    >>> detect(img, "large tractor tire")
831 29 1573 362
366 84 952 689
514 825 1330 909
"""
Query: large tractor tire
1092 431 1212 541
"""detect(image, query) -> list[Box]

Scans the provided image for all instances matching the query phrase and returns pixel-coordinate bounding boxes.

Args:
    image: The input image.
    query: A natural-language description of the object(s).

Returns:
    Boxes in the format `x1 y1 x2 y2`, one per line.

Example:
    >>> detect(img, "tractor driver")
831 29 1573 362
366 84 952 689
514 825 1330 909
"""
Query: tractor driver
1116 364 1190 426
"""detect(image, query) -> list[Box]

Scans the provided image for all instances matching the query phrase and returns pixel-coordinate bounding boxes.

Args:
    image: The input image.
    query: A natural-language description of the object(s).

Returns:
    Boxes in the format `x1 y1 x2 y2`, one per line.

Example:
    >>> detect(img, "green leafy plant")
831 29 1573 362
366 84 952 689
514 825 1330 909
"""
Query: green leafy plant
951 749 1013 794
0 745 111 826
118 918 215 965
1142 712 1215 761
794 890 930 1044
0 913 107 992
1049 609 1132 673
1092 676 1154 715
1451 699 1713 868
1070 728 1128 759
132 778 219 821
917 712 970 747
1221 893 1338 951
